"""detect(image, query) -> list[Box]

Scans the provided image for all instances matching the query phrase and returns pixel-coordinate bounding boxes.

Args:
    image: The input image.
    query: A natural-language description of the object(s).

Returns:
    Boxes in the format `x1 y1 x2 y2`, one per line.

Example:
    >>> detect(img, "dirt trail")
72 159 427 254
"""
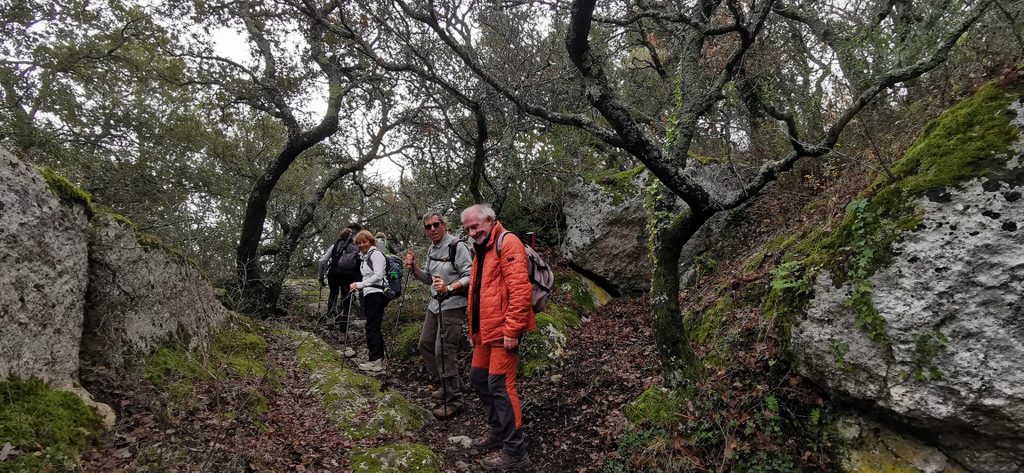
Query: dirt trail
317 296 658 471
80 297 656 472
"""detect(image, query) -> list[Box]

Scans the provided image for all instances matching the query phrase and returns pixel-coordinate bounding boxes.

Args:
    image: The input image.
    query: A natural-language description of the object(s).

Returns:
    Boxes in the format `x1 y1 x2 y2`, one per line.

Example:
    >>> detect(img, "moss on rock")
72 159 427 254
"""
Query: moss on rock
766 83 1023 349
350 442 444 472
598 165 646 205
392 322 424 360
0 376 106 473
286 330 430 439
554 271 602 313
519 302 583 377
624 386 689 429
38 166 94 219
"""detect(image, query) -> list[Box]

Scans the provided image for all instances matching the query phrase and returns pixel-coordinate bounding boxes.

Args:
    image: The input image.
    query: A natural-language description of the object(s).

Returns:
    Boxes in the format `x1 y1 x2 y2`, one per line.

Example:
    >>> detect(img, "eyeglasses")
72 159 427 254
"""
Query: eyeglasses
424 222 443 230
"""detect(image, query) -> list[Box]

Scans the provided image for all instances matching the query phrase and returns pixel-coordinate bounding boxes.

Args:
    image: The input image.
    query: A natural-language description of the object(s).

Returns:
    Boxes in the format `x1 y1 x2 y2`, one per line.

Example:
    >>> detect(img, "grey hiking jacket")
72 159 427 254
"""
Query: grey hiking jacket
414 232 471 312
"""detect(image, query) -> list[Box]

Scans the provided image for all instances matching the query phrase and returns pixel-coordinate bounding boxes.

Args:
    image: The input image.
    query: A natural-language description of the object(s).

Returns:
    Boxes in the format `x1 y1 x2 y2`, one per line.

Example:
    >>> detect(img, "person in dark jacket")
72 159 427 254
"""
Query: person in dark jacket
317 222 362 330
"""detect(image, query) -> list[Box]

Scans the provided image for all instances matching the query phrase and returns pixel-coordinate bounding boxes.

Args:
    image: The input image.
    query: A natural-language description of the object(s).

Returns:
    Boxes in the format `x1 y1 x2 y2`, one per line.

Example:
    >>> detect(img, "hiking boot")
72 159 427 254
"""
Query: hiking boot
470 434 502 451
432 405 461 420
482 451 529 470
430 389 444 400
357 359 385 372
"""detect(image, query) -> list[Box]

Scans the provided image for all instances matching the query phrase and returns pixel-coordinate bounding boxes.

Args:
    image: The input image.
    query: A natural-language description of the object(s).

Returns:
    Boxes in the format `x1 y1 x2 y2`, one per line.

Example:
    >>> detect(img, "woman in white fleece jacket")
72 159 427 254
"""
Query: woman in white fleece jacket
349 230 388 372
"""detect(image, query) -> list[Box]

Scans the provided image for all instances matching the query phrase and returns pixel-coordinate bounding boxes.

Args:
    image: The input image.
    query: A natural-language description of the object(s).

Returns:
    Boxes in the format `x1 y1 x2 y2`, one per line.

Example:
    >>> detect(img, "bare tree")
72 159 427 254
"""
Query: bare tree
394 0 993 386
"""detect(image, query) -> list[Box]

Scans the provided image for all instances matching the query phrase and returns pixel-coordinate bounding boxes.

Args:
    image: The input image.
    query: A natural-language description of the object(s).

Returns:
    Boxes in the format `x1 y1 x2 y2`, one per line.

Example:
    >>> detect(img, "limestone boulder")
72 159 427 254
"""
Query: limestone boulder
0 147 90 389
791 93 1024 473
83 214 226 367
562 163 746 295
562 173 651 295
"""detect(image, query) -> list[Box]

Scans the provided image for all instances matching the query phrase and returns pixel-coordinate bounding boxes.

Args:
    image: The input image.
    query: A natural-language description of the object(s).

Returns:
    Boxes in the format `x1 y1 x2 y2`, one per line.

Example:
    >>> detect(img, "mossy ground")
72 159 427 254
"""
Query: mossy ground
0 376 106 473
349 442 444 472
142 314 274 392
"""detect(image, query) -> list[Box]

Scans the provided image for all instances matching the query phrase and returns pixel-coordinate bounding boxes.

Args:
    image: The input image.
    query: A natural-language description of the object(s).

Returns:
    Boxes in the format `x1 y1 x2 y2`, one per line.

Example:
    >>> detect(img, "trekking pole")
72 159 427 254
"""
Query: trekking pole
385 268 414 363
437 301 448 427
317 283 324 327
432 286 450 427
340 291 356 349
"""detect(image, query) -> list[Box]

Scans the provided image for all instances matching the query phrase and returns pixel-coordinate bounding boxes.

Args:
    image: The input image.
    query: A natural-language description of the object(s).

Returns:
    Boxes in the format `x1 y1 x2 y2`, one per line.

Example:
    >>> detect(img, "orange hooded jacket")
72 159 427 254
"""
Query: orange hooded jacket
467 221 536 345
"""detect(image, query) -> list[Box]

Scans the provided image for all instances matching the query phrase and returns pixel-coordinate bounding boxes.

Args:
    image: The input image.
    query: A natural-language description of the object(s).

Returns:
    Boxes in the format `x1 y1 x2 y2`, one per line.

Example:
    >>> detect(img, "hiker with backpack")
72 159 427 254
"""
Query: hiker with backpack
375 231 396 254
460 203 535 471
317 222 363 331
349 230 390 372
404 211 472 420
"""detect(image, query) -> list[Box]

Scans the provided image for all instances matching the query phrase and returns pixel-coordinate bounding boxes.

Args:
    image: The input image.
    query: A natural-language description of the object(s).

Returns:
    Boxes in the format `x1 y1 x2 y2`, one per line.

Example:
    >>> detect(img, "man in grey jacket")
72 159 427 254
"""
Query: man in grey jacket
405 211 472 419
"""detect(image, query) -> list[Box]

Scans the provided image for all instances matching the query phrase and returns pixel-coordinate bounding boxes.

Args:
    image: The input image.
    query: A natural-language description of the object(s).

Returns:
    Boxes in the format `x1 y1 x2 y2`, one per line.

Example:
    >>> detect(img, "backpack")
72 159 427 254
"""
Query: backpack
367 248 404 300
496 231 554 314
329 237 360 275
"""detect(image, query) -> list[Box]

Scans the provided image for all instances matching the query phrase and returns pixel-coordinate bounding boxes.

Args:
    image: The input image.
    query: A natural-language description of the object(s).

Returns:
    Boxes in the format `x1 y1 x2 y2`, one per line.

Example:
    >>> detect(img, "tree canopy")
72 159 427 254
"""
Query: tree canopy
2 0 1020 376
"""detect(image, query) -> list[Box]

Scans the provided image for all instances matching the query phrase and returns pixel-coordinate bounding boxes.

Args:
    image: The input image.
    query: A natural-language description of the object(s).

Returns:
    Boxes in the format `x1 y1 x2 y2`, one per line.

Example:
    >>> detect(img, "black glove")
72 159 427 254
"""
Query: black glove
319 278 326 287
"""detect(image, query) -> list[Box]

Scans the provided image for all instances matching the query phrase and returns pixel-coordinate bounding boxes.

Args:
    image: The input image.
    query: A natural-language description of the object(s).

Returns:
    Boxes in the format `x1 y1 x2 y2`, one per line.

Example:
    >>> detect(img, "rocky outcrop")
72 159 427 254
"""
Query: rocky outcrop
835 415 968 473
562 164 746 295
0 147 91 389
1 146 227 428
82 215 226 368
790 90 1024 472
285 331 430 439
562 172 652 295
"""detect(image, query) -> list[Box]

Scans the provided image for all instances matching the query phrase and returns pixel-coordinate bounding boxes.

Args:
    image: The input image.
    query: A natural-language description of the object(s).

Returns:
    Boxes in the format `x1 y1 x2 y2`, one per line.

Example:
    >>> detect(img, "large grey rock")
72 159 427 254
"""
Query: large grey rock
792 102 1024 472
562 174 652 295
0 147 90 389
562 163 747 295
83 214 226 368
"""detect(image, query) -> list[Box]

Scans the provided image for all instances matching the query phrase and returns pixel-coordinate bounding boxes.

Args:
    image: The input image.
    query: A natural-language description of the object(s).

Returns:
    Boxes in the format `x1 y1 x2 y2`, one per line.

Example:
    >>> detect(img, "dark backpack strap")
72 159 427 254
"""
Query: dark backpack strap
329 237 344 265
365 247 376 270
449 239 472 270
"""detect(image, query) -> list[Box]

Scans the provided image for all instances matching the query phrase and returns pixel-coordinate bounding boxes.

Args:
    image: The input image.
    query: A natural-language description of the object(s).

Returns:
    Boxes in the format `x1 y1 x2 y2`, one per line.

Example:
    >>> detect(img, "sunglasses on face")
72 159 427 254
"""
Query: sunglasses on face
424 222 443 230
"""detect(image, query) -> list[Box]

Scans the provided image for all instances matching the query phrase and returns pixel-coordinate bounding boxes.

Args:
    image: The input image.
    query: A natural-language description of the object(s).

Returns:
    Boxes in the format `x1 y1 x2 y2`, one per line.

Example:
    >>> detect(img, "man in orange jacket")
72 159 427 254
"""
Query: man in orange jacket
460 203 535 470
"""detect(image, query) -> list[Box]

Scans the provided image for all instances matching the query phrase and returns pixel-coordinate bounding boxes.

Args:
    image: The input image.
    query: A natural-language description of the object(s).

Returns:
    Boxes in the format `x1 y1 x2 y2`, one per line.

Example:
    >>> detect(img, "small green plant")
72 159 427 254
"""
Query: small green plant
601 427 671 473
829 338 852 372
769 260 812 294
732 450 798 473
693 254 719 273
900 330 949 381
841 199 893 351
